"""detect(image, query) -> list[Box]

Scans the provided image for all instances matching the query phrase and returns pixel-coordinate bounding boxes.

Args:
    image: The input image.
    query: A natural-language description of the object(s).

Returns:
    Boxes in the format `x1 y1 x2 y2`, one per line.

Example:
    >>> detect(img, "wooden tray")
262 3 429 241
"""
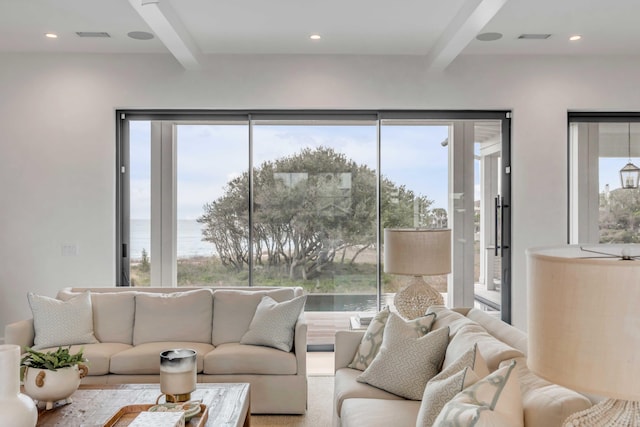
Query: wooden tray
103 403 208 427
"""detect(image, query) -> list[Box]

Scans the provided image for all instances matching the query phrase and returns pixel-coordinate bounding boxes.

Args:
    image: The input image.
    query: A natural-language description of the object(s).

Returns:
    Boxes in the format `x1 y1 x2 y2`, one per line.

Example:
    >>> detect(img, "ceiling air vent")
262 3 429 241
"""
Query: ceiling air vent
518 34 551 40
76 32 111 38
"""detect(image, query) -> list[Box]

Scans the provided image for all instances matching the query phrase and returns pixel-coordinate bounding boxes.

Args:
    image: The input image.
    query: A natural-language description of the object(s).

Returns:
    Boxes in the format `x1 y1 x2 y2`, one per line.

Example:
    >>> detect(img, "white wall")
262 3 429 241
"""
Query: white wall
2 52 640 334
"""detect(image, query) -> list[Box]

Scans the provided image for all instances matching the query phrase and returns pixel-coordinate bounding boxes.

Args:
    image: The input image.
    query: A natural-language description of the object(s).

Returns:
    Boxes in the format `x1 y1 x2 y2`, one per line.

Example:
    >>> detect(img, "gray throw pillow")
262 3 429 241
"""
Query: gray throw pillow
28 291 98 350
357 313 449 400
240 295 306 352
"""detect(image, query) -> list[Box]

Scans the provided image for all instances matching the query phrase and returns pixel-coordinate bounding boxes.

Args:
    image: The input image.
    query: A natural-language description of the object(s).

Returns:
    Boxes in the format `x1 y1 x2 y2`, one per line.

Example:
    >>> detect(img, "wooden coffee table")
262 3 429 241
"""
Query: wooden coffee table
33 383 250 427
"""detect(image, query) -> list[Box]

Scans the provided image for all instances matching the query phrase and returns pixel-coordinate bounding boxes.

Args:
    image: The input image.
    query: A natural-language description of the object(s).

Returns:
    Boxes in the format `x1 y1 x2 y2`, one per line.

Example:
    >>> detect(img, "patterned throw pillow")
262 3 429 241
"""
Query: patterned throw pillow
433 361 524 427
416 344 489 427
348 308 436 371
28 291 98 350
240 295 306 352
356 313 449 400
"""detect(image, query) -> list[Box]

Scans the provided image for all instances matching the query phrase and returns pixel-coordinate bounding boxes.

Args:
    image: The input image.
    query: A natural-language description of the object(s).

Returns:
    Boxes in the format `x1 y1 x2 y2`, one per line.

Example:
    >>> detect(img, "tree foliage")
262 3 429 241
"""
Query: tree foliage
600 188 640 242
198 146 445 280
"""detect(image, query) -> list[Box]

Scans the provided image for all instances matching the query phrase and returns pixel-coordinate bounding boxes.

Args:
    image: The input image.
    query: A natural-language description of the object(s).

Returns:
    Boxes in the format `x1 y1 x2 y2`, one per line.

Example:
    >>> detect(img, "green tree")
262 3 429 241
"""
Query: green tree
140 248 150 273
600 188 640 242
198 146 442 280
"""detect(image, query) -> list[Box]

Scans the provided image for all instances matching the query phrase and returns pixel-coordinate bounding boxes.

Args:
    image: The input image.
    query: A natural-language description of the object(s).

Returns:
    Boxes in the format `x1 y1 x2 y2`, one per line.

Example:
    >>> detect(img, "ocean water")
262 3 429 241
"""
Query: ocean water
130 219 216 260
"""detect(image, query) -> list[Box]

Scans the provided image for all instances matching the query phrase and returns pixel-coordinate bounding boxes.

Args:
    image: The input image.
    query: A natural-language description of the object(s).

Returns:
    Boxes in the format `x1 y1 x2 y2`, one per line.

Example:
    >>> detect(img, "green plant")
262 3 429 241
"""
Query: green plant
20 346 86 371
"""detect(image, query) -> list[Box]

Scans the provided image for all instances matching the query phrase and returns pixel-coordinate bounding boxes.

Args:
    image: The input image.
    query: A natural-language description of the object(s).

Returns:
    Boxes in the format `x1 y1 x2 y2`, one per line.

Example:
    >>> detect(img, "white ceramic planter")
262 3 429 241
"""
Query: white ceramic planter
23 364 88 410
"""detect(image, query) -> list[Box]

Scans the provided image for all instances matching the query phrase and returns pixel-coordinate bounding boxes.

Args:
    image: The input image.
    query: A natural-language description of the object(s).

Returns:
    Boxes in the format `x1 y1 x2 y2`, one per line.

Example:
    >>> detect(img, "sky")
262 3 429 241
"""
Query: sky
129 121 452 220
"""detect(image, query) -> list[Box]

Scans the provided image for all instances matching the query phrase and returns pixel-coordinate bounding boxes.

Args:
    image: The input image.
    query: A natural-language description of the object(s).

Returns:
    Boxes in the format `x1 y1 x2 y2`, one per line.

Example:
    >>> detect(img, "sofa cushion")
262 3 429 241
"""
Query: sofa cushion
467 308 528 355
503 357 591 427
28 291 98 350
434 361 523 427
36 343 132 376
133 289 213 345
203 342 297 375
110 342 214 374
427 305 477 335
335 368 405 417
444 323 524 372
240 295 306 352
417 345 488 427
211 288 296 346
357 314 449 400
58 290 136 344
348 309 436 372
340 398 420 427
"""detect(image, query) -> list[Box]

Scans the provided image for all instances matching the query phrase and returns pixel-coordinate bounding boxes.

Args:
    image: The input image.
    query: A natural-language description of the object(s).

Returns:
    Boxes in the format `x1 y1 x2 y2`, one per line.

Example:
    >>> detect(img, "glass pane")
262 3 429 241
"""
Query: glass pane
380 123 450 312
253 123 377 347
599 123 640 243
473 122 502 314
129 121 151 286
176 124 249 286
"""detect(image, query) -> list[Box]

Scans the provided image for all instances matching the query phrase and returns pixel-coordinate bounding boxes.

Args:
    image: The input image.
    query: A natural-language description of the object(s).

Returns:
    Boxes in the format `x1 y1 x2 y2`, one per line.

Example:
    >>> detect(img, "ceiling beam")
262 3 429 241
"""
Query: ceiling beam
425 0 509 73
128 0 202 71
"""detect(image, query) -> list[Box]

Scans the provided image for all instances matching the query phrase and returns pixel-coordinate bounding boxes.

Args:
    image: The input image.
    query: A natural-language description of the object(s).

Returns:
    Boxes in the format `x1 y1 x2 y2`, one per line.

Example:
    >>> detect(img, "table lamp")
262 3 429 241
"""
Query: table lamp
527 245 640 426
384 228 451 320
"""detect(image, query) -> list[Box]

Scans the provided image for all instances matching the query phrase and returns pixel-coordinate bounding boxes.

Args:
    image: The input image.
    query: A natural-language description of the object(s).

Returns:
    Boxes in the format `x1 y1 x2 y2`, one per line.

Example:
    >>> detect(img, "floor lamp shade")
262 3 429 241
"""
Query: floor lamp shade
527 245 640 425
385 228 451 319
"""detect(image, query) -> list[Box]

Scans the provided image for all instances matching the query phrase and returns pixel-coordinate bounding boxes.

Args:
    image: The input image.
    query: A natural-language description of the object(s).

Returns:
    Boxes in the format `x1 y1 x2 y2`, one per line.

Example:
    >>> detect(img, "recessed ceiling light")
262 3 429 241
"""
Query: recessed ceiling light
45 33 58 39
476 32 502 42
569 35 582 41
310 34 321 40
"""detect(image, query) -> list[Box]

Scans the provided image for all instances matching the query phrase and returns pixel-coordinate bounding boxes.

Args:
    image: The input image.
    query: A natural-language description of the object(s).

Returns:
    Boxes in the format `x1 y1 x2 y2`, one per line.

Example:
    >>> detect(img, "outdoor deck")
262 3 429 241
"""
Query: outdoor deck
305 286 501 347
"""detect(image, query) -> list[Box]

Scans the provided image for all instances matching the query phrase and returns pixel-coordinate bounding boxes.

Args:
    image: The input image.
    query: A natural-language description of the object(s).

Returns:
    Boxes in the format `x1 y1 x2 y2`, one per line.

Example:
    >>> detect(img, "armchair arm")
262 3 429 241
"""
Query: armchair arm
294 315 308 376
5 318 35 351
334 330 365 371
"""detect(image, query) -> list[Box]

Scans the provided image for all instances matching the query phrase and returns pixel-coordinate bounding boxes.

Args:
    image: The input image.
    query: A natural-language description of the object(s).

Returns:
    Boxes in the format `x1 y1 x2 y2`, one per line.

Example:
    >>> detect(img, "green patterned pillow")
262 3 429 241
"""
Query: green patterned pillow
416 344 488 427
433 361 523 427
348 308 436 371
356 313 449 400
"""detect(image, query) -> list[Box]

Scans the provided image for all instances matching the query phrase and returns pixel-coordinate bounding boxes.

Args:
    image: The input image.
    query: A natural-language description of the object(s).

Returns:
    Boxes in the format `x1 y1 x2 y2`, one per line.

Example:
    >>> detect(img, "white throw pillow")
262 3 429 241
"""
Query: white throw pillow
433 361 524 427
28 291 98 350
416 344 489 427
212 288 297 345
240 295 306 352
356 313 449 400
348 309 436 371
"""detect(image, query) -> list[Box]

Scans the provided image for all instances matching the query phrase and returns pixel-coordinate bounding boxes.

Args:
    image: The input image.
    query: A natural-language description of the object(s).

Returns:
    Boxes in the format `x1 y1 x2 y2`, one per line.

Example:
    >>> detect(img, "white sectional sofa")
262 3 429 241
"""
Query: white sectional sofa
5 286 308 414
334 306 593 426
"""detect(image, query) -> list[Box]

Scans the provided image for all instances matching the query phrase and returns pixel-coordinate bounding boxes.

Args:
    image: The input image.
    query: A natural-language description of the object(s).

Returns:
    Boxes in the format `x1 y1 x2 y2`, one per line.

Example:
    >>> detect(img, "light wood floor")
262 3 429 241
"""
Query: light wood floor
307 351 334 376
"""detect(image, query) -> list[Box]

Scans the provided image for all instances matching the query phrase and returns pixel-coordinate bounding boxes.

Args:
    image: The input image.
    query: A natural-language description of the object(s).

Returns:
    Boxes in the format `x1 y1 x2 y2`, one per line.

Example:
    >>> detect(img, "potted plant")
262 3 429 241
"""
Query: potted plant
20 346 89 410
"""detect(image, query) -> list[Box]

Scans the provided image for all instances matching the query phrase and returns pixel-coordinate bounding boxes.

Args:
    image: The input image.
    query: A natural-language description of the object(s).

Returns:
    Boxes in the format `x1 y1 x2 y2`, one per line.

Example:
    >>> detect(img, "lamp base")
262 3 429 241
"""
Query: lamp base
393 276 444 320
563 398 640 427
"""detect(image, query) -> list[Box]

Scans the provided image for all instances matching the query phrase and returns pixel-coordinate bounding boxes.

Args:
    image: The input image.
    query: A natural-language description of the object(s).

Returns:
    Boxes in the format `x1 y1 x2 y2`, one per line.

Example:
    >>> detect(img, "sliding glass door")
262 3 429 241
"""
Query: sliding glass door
117 110 512 347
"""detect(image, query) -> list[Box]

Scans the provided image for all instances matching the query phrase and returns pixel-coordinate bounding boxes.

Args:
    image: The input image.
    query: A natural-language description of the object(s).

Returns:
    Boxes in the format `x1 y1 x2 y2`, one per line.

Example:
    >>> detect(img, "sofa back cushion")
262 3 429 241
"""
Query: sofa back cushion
133 289 214 345
444 324 524 372
211 288 297 346
502 357 591 427
57 289 137 344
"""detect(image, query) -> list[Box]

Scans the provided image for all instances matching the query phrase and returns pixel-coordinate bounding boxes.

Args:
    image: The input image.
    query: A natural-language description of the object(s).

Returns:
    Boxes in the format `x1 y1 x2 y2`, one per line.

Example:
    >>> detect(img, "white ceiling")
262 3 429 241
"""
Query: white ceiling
1 0 639 70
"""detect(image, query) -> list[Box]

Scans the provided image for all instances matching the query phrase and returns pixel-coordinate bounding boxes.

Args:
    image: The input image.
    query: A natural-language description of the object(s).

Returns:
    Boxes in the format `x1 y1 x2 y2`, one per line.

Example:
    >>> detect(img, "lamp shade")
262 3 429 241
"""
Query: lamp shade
384 228 451 276
527 245 640 401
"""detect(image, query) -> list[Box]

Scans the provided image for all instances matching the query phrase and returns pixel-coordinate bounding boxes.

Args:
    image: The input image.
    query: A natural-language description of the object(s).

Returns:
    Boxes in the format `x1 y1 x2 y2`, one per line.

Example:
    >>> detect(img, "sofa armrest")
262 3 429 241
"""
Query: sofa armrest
294 315 308 376
5 318 35 351
334 330 365 371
